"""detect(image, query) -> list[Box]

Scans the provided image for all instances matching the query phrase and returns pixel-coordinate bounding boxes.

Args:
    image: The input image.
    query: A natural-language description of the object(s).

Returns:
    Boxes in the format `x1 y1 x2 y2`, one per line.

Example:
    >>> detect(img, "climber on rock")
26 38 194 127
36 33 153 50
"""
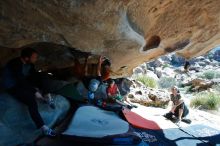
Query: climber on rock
1 48 56 136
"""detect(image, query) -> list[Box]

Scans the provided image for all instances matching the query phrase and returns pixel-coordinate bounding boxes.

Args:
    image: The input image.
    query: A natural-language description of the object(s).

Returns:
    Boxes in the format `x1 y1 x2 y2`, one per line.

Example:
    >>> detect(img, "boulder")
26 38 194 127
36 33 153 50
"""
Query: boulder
203 59 211 65
133 67 144 75
1 0 220 77
146 70 159 81
154 67 163 78
171 54 185 67
115 78 133 96
0 93 70 146
146 63 155 72
128 79 170 108
213 50 220 62
196 62 205 67
160 54 172 63
139 64 147 74
162 67 176 78
182 78 215 92
148 58 164 68
195 56 206 62
190 62 202 72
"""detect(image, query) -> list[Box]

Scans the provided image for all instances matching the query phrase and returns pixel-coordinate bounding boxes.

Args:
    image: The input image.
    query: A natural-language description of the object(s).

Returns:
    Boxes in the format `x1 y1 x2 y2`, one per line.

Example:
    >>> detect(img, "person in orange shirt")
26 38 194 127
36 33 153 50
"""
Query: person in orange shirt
100 57 111 81
74 55 111 82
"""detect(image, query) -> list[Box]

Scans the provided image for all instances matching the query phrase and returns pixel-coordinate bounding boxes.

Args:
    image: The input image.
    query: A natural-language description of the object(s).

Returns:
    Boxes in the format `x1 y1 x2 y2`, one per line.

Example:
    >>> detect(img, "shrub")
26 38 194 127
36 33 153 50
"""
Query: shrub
213 85 220 94
162 63 170 69
158 77 176 89
199 70 220 79
190 92 220 110
136 75 157 88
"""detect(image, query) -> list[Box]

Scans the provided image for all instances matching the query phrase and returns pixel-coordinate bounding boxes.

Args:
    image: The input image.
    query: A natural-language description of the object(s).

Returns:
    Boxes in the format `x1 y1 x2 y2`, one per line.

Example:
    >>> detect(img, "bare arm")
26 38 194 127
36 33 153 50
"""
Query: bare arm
97 56 103 76
116 86 120 95
107 92 113 98
178 108 184 120
83 56 89 76
170 99 184 113
175 99 184 106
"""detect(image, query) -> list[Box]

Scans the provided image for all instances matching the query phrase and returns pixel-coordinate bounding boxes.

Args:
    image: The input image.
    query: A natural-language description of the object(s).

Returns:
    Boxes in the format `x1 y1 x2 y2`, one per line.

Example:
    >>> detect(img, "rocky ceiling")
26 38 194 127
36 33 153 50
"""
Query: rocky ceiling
1 0 220 77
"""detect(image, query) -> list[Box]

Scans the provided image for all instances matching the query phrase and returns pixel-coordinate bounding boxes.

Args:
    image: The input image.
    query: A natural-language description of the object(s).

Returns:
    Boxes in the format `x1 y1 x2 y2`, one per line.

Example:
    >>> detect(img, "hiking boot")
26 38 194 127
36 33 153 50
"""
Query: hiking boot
163 112 173 120
126 105 133 109
131 104 138 108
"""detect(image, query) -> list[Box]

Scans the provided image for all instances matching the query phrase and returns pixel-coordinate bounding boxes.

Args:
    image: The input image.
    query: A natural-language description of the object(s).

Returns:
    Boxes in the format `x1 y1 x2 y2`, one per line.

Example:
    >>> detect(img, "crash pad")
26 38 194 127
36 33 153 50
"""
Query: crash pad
62 105 141 145
122 108 161 130
135 127 209 146
180 124 220 146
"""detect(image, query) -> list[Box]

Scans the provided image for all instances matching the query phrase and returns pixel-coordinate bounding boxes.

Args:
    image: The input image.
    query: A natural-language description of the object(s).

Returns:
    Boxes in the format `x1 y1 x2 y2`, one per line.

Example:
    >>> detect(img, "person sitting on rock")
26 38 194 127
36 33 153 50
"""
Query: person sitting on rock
75 56 105 104
1 48 56 136
116 78 137 108
58 56 108 104
105 79 133 109
106 79 123 101
164 86 191 124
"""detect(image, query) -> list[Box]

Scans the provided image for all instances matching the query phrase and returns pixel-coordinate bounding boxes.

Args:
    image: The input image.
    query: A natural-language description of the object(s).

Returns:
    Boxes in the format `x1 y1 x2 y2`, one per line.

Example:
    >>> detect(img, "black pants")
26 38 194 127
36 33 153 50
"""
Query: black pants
8 73 55 129
174 108 189 118
9 82 44 129
165 108 189 120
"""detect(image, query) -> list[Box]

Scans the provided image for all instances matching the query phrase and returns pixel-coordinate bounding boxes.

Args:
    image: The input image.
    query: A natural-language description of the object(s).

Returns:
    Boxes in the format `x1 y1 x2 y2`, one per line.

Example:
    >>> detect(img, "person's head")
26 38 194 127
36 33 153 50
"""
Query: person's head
89 79 100 92
171 86 181 101
109 79 115 87
102 58 111 69
21 48 38 64
171 86 180 95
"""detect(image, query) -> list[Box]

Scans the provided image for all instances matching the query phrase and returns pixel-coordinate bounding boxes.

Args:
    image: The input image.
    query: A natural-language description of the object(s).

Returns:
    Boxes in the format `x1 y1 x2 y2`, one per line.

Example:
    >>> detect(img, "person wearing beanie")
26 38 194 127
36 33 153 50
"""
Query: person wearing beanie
87 79 100 103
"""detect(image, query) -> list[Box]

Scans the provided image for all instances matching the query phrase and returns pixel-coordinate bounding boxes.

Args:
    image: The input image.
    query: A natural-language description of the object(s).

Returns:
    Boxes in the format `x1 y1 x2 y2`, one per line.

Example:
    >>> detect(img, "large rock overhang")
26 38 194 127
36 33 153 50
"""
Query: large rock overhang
1 0 220 76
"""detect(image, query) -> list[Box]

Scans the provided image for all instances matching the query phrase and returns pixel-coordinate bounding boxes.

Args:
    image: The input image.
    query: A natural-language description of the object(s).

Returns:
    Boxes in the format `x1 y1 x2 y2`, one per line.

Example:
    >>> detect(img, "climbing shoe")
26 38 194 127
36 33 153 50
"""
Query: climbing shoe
181 118 192 124
126 105 133 109
43 128 56 137
163 112 173 120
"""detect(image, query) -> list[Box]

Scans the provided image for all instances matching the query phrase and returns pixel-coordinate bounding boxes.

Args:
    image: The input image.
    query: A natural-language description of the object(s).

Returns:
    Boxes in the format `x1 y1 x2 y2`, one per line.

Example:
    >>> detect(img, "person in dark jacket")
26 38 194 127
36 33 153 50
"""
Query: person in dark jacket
2 48 56 136
184 61 190 73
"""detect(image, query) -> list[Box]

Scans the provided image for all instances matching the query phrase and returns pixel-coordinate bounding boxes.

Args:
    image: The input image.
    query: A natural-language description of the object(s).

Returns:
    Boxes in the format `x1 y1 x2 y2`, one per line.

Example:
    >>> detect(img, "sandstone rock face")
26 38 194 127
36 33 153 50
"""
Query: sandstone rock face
1 0 220 76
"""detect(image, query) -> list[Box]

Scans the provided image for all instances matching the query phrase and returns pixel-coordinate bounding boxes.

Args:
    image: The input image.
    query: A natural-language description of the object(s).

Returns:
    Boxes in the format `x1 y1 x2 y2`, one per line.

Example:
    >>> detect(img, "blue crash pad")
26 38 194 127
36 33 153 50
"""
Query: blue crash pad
180 124 220 146
135 128 210 146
